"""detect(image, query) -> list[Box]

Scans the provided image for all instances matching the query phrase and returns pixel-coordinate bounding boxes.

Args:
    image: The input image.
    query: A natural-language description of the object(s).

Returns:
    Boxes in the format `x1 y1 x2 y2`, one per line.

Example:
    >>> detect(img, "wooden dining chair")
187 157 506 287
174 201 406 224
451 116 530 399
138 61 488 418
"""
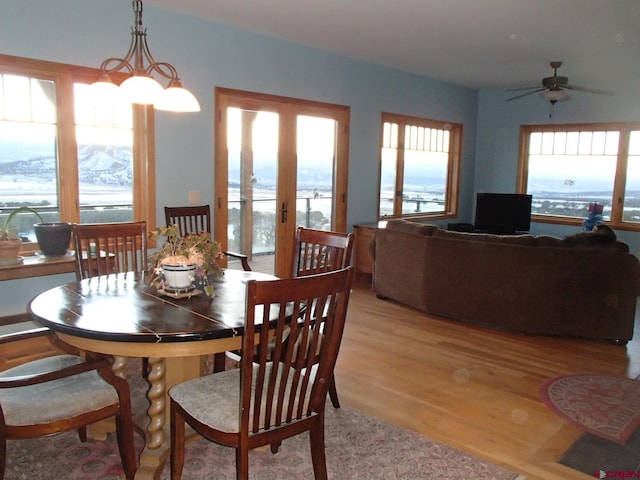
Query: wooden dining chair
71 221 148 377
169 266 354 480
227 226 353 407
270 227 356 407
0 332 137 480
289 227 354 408
71 221 148 281
164 205 251 271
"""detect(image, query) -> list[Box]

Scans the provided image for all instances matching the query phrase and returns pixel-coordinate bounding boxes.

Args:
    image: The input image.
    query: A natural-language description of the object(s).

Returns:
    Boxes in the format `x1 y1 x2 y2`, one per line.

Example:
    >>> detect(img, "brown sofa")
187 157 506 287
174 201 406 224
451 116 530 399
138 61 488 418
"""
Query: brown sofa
373 219 640 343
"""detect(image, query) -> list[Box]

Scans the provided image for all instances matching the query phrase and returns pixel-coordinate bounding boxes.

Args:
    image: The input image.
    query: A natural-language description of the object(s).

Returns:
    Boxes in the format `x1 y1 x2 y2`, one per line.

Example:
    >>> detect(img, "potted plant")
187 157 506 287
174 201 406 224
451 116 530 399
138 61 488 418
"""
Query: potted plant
0 206 44 264
147 225 224 296
34 221 72 257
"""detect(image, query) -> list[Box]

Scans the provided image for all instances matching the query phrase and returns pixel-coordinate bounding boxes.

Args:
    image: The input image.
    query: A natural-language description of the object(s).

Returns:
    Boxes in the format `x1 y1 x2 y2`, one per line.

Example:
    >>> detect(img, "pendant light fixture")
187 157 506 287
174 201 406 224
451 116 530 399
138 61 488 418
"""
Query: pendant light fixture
92 0 200 112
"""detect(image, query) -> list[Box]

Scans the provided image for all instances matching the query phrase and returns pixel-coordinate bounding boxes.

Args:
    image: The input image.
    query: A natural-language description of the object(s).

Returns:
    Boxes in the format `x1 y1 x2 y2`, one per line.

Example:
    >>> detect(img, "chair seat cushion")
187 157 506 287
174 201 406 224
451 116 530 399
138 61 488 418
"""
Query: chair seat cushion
0 355 119 426
169 362 316 433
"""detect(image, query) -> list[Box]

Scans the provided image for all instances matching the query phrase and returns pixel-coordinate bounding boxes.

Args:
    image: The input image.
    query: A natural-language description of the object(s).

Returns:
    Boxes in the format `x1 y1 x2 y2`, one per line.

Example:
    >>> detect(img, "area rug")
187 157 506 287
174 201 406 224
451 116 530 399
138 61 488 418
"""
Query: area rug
5 405 524 480
6 358 524 480
559 428 640 477
540 374 640 444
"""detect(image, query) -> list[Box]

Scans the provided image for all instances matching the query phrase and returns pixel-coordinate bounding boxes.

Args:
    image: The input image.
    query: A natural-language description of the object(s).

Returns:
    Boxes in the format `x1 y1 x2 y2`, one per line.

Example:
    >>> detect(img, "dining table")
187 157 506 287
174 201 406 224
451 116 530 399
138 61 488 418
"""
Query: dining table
28 268 277 480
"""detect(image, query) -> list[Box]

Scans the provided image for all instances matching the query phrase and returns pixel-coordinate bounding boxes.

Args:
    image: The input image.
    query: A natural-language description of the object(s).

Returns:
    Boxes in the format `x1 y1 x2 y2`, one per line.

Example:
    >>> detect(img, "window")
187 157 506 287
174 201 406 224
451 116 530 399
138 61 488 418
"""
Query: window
0 54 155 251
378 112 461 219
517 123 640 230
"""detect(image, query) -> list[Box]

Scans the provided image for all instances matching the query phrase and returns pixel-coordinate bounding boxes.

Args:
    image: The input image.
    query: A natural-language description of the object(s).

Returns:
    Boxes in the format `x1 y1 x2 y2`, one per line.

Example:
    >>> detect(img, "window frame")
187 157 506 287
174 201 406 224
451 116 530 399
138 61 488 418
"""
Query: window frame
0 54 156 254
516 122 640 232
377 112 461 221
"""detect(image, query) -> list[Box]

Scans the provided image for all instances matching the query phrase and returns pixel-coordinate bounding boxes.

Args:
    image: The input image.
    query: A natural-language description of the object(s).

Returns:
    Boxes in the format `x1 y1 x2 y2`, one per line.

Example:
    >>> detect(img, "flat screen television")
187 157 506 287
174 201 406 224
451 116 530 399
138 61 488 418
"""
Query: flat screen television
474 193 532 234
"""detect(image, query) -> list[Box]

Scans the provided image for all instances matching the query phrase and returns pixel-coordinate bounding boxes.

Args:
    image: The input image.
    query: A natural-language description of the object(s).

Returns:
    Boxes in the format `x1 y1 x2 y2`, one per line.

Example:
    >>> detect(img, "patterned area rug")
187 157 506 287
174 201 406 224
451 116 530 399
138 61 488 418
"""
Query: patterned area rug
5 406 523 480
6 358 524 480
540 374 640 444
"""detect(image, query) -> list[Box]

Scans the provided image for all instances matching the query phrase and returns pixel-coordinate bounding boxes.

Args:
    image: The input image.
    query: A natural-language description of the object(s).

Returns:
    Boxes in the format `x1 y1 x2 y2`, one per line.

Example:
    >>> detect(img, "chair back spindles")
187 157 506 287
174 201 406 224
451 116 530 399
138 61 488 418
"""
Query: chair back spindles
293 227 354 278
164 205 211 236
164 205 251 271
72 221 147 281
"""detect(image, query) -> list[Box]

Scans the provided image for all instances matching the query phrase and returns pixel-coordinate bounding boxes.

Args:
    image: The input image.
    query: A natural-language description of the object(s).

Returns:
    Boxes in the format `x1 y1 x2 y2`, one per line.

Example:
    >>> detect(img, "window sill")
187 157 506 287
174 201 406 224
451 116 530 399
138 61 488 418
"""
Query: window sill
0 253 76 281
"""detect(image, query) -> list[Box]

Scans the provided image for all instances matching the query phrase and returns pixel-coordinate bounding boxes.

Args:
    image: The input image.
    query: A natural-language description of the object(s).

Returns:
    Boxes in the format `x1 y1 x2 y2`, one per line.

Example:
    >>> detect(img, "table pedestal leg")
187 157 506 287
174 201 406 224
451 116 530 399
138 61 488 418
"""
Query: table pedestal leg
135 355 202 480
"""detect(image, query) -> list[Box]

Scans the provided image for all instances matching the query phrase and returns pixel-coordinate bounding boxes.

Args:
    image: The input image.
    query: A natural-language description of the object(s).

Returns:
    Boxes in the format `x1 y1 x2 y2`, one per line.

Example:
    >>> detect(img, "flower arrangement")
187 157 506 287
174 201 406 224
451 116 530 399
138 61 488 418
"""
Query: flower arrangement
147 225 224 295
583 202 604 231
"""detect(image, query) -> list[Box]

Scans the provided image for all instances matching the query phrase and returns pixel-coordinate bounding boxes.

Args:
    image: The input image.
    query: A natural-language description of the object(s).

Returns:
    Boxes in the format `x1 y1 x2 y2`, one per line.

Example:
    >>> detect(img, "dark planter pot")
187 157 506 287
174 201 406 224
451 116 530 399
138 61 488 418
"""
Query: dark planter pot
34 222 72 257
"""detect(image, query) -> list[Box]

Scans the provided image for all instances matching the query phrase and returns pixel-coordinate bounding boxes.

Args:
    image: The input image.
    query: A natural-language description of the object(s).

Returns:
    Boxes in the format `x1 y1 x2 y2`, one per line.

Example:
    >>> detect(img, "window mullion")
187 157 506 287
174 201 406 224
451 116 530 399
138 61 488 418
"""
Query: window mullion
395 123 405 216
132 104 155 231
446 128 460 215
56 73 80 223
611 128 630 224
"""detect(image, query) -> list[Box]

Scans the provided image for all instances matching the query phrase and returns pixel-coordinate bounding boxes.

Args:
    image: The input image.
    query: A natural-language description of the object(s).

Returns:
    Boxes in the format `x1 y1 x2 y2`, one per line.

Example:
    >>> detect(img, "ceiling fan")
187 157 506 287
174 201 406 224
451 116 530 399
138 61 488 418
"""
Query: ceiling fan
506 61 613 104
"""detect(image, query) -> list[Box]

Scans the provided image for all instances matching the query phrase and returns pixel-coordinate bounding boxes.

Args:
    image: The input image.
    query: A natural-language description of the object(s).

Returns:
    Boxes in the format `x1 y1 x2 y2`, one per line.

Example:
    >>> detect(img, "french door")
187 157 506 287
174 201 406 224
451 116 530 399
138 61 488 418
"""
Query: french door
214 88 350 277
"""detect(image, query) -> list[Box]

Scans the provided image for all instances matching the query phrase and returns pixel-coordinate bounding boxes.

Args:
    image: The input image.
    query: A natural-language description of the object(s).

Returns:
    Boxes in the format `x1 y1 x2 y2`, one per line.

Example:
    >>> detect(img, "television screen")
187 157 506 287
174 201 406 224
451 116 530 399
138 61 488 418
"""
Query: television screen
474 193 532 234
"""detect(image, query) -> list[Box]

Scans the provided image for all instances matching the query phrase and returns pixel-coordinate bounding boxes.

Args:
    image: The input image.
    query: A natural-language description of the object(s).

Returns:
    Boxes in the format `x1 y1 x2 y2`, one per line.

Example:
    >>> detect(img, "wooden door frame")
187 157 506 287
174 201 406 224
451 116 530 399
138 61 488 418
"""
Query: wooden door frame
214 87 350 277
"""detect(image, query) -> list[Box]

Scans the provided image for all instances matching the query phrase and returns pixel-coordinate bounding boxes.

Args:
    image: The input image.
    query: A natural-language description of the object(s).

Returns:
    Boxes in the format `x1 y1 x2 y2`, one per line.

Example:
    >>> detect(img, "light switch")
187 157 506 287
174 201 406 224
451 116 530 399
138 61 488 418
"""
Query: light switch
188 190 201 204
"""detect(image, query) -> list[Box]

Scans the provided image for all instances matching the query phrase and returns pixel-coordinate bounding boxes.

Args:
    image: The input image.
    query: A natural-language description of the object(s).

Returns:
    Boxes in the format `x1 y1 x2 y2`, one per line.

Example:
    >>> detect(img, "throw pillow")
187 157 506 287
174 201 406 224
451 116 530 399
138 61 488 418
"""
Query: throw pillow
563 224 618 248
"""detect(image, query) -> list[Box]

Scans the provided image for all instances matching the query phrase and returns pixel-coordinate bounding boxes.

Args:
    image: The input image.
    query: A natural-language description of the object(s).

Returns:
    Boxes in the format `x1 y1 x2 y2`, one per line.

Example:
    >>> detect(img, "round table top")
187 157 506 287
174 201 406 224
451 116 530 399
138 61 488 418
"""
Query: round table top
28 269 277 344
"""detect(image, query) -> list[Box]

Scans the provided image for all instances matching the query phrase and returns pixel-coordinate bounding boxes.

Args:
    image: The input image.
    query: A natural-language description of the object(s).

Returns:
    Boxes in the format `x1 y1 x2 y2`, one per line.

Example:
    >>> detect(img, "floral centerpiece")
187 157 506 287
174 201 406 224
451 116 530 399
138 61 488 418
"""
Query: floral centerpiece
583 202 604 231
147 225 224 296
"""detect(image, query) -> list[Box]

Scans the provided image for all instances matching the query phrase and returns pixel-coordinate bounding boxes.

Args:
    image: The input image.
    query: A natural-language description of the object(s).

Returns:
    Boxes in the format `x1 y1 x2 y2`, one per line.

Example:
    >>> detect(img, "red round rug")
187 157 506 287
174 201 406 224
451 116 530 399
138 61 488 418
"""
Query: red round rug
540 374 640 444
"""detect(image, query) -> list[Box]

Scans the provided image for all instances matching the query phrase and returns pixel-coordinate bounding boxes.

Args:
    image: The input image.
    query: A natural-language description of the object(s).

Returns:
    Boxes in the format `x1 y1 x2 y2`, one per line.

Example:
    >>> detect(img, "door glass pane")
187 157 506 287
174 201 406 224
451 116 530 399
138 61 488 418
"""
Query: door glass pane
227 107 278 274
296 115 336 230
0 74 57 241
74 83 134 223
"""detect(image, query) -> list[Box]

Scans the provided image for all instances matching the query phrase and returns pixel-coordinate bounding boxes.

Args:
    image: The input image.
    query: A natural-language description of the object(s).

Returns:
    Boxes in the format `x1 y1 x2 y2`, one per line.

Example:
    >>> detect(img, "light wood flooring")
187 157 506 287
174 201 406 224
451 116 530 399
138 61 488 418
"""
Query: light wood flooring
334 282 640 480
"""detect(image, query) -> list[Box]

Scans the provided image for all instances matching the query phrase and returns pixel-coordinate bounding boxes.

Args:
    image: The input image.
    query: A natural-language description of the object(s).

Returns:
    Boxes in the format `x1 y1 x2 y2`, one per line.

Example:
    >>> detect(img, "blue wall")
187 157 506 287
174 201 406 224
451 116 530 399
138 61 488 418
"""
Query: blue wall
0 0 477 315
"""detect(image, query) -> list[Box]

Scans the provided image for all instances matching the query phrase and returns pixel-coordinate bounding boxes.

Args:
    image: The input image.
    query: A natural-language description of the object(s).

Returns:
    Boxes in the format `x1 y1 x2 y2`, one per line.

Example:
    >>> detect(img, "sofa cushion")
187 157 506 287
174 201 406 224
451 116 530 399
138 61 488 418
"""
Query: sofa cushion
478 234 537 246
536 233 629 252
535 235 566 247
385 219 438 236
432 229 537 246
432 229 485 241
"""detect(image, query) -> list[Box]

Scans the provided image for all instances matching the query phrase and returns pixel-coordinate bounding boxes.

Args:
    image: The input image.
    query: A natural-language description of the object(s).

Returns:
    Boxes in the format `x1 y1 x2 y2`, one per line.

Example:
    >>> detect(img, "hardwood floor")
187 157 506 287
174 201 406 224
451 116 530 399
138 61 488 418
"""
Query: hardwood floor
335 283 640 480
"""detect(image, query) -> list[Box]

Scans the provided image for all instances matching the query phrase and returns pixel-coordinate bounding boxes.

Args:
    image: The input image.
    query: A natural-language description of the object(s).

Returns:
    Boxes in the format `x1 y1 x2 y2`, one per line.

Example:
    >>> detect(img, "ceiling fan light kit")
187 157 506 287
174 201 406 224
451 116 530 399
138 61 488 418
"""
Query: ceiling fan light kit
540 89 569 104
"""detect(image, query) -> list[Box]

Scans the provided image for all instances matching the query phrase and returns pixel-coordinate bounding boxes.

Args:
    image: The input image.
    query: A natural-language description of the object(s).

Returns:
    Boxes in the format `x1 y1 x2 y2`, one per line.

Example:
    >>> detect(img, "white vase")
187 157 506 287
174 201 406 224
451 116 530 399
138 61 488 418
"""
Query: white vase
162 264 197 291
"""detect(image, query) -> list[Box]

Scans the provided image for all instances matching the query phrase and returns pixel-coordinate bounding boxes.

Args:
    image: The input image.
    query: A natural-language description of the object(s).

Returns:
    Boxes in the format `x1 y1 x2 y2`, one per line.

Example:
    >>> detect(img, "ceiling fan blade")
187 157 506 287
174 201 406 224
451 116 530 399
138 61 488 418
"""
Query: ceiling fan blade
564 84 614 96
506 86 541 92
506 88 545 101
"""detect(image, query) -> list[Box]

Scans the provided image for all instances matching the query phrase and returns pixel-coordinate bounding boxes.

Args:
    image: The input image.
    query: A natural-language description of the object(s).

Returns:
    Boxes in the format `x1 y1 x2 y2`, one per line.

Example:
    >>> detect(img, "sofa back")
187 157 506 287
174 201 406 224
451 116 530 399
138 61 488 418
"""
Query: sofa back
374 219 640 341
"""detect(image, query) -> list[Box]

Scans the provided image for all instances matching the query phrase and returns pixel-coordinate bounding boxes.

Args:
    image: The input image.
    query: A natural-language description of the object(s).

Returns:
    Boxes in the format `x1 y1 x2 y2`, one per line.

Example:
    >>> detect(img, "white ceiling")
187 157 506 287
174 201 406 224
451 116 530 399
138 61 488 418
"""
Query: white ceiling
145 0 640 91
